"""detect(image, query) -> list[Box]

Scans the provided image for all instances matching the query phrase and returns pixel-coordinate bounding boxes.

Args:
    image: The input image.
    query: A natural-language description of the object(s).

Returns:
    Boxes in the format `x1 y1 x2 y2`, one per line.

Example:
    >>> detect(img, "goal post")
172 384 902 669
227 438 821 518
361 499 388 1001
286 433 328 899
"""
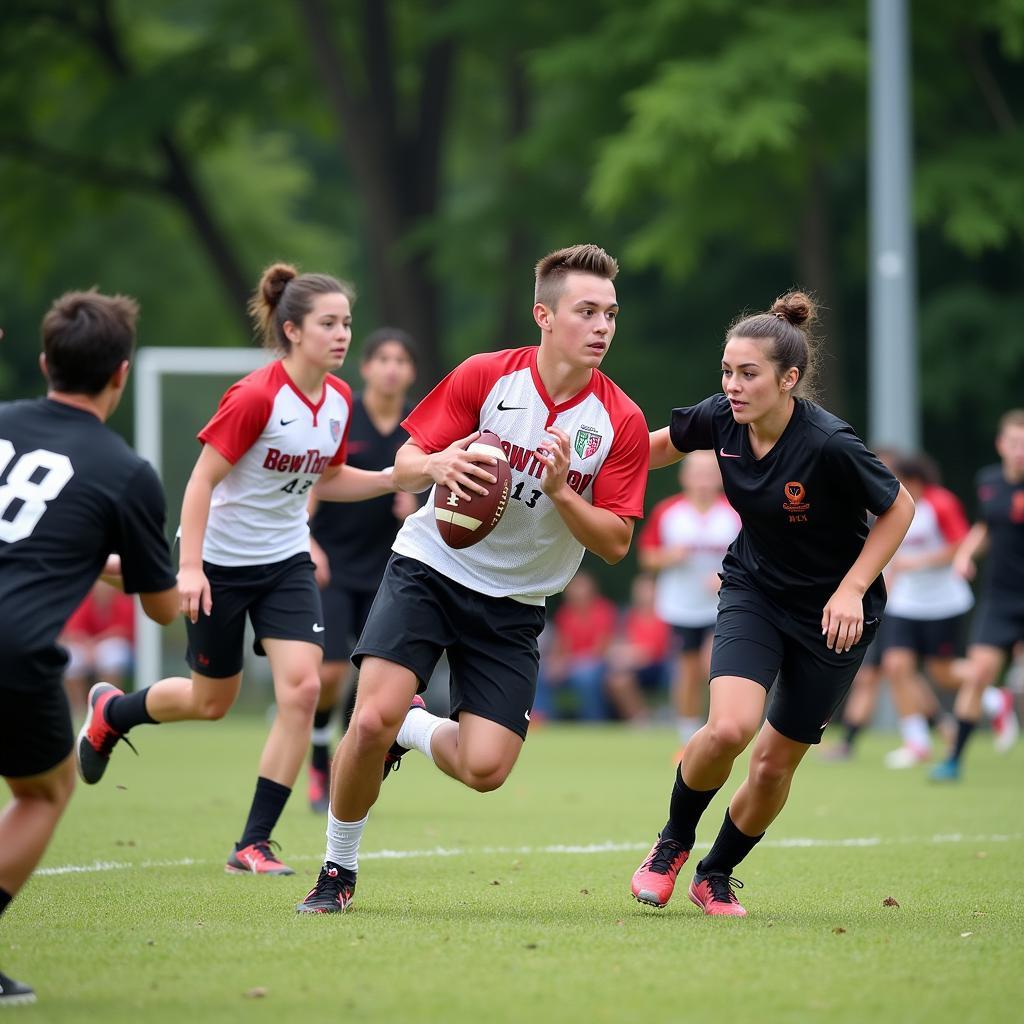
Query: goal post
133 346 271 691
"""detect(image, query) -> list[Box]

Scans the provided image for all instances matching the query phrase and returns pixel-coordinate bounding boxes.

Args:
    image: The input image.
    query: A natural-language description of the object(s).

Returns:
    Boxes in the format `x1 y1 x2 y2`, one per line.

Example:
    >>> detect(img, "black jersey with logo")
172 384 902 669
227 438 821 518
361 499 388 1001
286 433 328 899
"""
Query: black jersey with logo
0 398 176 680
670 394 900 622
974 464 1024 607
309 395 411 592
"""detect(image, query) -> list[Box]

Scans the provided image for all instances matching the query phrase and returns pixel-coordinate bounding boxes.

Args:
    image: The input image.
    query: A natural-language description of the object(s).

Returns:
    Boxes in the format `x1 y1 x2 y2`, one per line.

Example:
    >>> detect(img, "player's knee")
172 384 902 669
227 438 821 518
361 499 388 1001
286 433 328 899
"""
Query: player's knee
705 718 753 757
463 764 510 793
195 694 232 720
349 704 398 752
748 752 793 791
279 674 321 718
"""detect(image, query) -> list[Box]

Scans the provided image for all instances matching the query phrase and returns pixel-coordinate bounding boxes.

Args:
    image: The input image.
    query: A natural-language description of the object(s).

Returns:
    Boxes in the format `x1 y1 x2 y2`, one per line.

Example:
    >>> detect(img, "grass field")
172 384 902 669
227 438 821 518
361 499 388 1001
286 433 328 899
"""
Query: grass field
5 717 1023 1023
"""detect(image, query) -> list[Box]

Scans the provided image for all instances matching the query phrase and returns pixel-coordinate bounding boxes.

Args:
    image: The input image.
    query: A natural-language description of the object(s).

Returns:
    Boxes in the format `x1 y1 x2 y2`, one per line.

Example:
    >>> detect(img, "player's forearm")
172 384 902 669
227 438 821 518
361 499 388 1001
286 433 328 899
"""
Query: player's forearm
315 465 397 503
178 474 214 569
393 442 435 493
650 428 685 470
841 485 915 596
958 523 989 564
549 487 633 564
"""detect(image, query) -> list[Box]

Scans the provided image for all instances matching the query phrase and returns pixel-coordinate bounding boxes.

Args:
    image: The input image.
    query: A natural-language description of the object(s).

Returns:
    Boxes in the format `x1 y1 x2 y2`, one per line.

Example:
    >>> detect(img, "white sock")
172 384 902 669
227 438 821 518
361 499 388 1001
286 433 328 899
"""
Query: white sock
396 706 444 763
677 716 702 744
900 714 930 750
982 686 1004 718
325 811 367 873
310 725 332 747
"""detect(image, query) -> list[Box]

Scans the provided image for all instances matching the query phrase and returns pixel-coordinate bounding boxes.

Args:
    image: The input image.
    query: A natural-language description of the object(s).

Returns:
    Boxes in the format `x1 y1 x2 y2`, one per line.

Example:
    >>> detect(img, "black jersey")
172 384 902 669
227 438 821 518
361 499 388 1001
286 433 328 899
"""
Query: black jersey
0 398 176 680
670 394 900 621
309 395 411 592
974 464 1024 608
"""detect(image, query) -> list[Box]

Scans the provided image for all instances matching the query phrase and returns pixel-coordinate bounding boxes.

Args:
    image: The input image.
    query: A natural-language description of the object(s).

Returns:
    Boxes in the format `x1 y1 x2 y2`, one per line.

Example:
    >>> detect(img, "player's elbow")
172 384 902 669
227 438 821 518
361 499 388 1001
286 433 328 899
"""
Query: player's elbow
598 536 631 565
140 587 179 626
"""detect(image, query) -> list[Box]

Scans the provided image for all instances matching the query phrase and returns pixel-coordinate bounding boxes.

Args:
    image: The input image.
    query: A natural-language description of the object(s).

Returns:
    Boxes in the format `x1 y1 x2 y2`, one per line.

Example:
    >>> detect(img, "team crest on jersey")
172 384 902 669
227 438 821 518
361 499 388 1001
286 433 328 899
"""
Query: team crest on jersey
329 418 341 443
574 425 602 460
783 480 810 513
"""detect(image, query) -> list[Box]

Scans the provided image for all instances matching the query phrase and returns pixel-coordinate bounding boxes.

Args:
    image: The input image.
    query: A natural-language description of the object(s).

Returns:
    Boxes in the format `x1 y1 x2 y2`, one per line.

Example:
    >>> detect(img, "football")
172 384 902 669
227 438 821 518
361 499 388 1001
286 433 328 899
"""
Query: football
434 430 511 548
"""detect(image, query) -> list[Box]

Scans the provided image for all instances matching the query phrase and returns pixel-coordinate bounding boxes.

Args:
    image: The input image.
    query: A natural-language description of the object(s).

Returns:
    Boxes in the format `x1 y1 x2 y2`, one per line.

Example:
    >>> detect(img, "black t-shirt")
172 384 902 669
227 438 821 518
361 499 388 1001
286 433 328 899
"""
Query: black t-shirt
974 464 1024 608
670 394 900 622
0 398 176 681
309 395 411 592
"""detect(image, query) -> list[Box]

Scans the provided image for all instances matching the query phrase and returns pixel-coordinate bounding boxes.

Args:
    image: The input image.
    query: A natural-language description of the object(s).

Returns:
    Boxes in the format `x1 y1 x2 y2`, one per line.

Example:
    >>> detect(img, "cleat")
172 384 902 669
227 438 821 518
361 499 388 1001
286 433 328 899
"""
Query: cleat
383 694 426 780
929 758 961 783
630 835 690 907
308 766 330 814
688 871 747 917
0 971 36 1006
296 862 356 914
992 690 1019 754
226 840 295 876
884 744 930 769
75 682 135 784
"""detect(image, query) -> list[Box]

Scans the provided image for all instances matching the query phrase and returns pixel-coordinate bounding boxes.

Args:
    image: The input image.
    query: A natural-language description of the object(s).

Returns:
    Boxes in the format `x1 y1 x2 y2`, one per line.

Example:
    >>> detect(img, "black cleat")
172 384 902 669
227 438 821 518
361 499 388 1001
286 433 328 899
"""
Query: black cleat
383 694 427 780
0 970 36 1006
296 862 356 914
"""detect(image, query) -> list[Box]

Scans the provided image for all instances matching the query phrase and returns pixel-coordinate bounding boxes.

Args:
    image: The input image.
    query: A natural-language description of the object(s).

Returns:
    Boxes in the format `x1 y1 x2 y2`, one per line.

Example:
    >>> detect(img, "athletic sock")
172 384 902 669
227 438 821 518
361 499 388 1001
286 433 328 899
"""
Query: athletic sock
396 705 444 764
0 887 11 919
843 721 862 748
105 688 157 734
696 809 765 876
311 708 333 773
900 714 931 751
660 765 720 848
981 687 1004 719
951 717 977 765
237 776 292 848
676 716 702 744
325 811 367 873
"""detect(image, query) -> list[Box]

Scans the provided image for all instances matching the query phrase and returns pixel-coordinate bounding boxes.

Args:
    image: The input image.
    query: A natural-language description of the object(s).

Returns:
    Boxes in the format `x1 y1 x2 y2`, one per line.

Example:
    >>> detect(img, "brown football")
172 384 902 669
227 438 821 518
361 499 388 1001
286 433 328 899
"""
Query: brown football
434 430 512 549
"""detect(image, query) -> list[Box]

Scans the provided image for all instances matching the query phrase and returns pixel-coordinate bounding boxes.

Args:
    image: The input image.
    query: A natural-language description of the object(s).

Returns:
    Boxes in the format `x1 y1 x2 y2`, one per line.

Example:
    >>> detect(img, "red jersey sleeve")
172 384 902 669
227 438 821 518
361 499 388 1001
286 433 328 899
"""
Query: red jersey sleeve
925 485 970 544
198 375 275 464
402 353 497 454
638 496 675 551
327 377 353 467
591 404 650 520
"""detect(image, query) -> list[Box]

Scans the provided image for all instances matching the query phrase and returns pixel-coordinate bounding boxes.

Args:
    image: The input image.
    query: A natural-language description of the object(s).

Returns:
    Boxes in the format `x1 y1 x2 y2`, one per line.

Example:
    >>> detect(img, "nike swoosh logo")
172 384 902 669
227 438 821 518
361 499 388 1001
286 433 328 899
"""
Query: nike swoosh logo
524 710 531 720
312 623 325 633
719 448 741 459
281 418 297 426
497 400 526 411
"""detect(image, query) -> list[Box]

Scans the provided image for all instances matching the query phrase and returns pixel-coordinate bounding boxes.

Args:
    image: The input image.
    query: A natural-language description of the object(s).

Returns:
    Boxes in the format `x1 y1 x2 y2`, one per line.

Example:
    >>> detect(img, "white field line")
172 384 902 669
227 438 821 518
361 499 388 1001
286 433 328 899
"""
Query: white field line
37 832 1023 878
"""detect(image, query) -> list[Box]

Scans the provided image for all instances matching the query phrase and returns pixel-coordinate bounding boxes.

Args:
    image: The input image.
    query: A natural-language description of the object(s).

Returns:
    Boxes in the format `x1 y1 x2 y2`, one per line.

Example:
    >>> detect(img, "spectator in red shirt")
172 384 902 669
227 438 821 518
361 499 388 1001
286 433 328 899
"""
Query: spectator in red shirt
607 574 672 722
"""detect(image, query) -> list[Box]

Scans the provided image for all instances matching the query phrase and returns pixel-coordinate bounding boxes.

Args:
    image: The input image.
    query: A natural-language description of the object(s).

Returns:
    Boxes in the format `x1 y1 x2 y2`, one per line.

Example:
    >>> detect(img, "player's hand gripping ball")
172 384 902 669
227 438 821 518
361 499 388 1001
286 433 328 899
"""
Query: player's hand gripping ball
434 430 511 548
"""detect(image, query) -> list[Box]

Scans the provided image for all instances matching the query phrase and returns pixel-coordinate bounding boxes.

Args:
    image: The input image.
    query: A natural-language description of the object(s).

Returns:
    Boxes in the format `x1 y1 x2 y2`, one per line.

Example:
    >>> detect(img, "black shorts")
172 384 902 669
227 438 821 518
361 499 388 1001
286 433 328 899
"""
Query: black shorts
709 583 880 745
970 598 1024 652
353 555 546 740
0 671 74 777
320 584 377 663
185 553 323 679
877 613 966 659
860 631 882 669
671 623 715 653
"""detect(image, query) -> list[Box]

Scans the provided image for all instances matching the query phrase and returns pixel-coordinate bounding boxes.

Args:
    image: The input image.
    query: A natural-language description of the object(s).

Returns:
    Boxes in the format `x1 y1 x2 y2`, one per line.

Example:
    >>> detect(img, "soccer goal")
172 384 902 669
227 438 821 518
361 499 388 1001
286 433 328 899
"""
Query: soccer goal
133 346 271 691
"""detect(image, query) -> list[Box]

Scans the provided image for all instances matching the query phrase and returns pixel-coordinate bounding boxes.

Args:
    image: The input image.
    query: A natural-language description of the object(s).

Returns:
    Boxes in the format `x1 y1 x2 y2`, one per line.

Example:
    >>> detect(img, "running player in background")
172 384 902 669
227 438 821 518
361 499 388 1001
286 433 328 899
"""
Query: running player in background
637 450 740 755
0 292 178 1005
76 264 398 876
297 243 649 913
631 291 913 917
306 328 419 812
931 410 1024 781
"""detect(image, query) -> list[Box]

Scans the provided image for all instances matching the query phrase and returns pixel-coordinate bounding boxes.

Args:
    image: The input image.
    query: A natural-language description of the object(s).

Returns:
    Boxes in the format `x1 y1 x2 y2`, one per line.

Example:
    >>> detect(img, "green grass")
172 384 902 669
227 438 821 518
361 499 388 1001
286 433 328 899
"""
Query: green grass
5 719 1023 1023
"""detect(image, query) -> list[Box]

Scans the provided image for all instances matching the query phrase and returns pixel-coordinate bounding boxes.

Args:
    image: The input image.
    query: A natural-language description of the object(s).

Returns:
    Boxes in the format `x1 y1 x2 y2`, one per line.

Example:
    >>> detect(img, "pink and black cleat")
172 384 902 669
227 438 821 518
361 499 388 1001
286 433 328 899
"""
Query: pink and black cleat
296 862 356 914
76 682 133 784
688 871 747 917
631 835 690 907
226 840 295 876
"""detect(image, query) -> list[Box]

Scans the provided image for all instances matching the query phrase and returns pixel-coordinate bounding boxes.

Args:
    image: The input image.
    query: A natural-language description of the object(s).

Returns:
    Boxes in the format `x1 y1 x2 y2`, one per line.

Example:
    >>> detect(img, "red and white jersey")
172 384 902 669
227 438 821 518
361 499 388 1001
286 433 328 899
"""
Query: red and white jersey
197 360 351 567
393 347 649 604
887 485 973 620
639 494 740 626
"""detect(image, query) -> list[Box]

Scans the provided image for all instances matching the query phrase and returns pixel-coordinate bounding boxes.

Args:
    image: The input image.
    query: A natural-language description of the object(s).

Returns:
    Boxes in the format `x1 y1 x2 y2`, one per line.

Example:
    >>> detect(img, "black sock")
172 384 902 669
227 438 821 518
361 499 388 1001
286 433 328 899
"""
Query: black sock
843 721 862 748
311 708 332 772
660 765 720 849
0 887 11 919
238 777 292 848
952 717 977 764
925 712 940 732
697 810 764 876
105 688 157 734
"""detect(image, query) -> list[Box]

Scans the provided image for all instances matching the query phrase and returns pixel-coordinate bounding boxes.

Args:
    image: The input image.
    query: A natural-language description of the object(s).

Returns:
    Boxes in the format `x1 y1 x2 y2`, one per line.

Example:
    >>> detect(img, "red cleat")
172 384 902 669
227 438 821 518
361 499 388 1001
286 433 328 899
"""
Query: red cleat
631 835 690 907
383 694 427 780
76 682 132 784
226 840 295 876
688 871 747 916
308 766 329 814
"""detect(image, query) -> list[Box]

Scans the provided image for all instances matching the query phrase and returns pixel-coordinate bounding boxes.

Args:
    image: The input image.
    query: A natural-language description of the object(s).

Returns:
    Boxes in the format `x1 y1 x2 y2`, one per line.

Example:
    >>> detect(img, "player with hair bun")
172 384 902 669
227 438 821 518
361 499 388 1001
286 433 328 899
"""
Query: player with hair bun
631 291 914 916
76 263 398 876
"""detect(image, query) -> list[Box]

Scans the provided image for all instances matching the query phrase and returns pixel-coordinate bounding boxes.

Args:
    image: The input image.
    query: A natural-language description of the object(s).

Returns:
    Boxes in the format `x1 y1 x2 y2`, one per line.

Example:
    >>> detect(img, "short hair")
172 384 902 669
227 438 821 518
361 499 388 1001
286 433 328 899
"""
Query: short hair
361 327 418 367
249 262 355 352
534 244 619 310
998 409 1024 433
41 289 138 394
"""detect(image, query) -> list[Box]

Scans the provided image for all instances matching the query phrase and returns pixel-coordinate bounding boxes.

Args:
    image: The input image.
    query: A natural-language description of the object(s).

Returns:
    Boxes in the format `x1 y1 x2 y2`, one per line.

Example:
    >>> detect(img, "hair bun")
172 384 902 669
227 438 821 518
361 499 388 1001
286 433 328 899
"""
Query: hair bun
770 291 816 328
260 262 298 310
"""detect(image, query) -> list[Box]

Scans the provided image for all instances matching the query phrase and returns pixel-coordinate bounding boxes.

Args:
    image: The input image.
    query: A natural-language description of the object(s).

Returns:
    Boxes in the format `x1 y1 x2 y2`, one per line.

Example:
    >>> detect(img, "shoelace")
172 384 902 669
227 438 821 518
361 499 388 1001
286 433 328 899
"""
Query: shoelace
98 729 137 759
312 864 352 898
250 839 285 863
647 838 686 874
705 873 744 903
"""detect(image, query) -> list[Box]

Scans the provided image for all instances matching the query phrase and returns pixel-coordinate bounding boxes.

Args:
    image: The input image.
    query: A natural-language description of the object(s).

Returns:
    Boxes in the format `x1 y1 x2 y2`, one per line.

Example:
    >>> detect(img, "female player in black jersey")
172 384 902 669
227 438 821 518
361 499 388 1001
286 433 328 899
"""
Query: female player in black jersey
630 291 914 916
